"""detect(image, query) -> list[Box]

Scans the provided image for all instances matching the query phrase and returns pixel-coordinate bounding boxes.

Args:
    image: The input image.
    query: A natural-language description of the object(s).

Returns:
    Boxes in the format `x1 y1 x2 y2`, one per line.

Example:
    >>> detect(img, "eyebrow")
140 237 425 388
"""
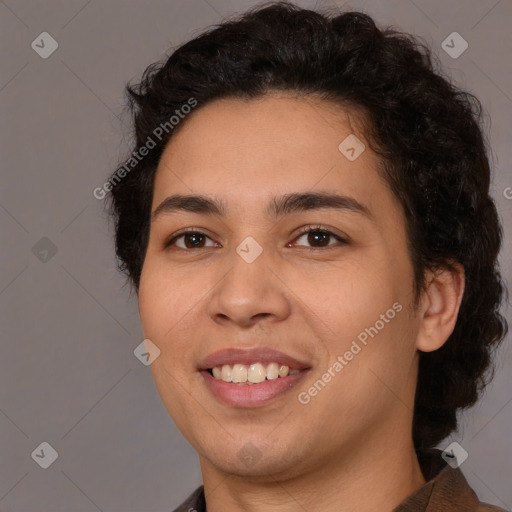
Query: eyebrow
152 192 373 221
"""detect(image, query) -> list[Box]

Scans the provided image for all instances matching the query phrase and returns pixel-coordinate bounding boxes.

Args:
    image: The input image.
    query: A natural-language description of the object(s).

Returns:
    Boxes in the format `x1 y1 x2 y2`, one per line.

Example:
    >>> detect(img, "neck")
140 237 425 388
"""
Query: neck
200 437 426 512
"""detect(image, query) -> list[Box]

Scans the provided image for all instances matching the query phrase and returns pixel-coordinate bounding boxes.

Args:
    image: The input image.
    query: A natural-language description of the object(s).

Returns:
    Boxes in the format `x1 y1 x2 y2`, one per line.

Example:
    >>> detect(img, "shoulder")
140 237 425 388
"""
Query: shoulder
171 485 205 512
409 449 509 512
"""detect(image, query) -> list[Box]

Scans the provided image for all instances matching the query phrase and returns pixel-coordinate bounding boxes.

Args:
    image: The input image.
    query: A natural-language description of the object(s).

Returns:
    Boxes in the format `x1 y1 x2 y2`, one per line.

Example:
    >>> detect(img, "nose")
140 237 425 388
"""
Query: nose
206 242 291 328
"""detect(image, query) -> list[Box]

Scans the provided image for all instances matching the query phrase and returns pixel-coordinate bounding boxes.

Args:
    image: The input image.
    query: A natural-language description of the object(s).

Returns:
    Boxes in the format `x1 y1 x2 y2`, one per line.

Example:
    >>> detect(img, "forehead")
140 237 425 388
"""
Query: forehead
152 93 396 220
158 93 364 166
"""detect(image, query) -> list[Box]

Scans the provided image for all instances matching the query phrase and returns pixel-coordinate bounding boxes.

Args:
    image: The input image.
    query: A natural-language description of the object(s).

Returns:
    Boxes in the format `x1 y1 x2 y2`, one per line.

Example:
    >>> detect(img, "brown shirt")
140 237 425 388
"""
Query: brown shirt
171 449 507 511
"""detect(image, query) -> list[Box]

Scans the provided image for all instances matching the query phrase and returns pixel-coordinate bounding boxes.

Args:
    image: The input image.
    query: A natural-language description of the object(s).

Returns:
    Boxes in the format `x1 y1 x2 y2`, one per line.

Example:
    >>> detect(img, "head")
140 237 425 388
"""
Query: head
108 2 507 476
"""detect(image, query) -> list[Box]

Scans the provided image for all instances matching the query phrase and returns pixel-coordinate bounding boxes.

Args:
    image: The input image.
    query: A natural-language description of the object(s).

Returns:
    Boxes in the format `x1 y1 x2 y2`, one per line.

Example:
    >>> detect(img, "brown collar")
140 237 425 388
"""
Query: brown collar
393 448 488 511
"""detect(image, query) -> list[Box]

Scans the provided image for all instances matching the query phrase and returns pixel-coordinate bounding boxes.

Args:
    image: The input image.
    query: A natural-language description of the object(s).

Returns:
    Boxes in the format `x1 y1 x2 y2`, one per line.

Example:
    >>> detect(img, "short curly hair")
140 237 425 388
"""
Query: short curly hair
107 1 507 449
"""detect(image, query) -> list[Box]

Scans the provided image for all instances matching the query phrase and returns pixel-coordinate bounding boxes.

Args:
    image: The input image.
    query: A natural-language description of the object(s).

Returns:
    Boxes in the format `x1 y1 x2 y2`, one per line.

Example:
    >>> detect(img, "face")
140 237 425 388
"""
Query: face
138 93 423 480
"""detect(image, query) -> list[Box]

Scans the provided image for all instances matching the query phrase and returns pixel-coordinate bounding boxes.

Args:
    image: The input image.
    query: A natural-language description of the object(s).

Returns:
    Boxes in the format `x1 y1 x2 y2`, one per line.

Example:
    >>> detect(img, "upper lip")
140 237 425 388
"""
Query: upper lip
198 348 311 370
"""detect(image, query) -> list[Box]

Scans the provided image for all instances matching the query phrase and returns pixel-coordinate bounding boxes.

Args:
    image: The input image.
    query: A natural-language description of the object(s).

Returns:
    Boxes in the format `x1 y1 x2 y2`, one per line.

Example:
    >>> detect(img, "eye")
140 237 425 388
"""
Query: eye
164 230 218 250
290 225 349 249
163 225 349 251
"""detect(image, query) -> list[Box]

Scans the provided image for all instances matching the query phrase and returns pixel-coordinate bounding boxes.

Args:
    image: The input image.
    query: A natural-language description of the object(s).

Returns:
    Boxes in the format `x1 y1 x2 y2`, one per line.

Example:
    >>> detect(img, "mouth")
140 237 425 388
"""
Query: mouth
198 348 311 407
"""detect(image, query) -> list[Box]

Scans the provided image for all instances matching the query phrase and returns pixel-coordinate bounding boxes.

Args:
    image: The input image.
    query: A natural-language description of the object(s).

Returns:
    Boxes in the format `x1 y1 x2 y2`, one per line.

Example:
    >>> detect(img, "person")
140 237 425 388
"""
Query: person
107 2 508 511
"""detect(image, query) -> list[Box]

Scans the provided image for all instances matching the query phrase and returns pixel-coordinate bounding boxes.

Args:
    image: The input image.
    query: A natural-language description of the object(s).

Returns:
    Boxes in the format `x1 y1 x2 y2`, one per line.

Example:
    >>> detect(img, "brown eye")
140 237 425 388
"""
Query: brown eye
304 230 331 247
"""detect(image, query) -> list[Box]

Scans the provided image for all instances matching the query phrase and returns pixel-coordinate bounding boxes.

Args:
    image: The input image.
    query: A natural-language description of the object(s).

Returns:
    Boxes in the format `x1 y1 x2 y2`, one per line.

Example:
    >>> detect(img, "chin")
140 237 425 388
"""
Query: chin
197 434 317 482
205 451 307 481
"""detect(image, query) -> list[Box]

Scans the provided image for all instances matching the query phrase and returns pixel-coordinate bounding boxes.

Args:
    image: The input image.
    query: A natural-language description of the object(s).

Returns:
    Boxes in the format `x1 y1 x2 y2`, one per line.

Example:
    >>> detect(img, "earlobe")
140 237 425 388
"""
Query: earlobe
416 263 465 353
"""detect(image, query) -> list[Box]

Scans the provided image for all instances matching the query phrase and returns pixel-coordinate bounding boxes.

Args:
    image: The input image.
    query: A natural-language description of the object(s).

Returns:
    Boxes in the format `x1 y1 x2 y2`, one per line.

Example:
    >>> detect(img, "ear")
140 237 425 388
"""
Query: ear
416 263 465 353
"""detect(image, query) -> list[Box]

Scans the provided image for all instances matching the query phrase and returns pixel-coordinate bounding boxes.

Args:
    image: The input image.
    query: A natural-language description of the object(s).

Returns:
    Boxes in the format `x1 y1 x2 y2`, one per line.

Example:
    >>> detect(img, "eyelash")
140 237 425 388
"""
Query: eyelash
163 225 349 251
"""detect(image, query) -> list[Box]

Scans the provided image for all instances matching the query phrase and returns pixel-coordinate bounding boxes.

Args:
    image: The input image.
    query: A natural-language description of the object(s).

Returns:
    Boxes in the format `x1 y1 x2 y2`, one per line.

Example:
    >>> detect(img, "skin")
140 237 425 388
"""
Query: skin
138 93 465 512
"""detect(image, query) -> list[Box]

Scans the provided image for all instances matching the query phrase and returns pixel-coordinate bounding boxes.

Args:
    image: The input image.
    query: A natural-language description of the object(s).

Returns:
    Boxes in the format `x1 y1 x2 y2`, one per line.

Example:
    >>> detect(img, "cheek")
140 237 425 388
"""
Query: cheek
292 257 398 336
294 253 416 383
138 260 195 355
138 262 202 428
138 266 168 339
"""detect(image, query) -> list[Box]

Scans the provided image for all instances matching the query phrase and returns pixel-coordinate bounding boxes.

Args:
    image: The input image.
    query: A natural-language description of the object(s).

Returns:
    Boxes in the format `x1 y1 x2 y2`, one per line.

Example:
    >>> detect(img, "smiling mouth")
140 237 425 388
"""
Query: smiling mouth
208 362 305 384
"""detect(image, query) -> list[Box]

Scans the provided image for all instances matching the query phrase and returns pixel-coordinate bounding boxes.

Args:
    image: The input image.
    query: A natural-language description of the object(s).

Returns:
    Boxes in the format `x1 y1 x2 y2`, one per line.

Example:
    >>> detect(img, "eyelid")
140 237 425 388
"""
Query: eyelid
163 227 216 249
290 224 350 248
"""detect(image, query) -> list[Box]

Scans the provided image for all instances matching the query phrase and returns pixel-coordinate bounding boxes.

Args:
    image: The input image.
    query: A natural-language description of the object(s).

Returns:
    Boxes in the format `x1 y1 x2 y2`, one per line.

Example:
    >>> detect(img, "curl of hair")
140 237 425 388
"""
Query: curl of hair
107 1 507 448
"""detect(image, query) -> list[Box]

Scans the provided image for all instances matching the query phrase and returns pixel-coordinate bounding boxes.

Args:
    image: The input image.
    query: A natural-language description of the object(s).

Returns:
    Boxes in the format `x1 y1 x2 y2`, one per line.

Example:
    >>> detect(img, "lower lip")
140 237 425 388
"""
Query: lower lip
200 370 309 407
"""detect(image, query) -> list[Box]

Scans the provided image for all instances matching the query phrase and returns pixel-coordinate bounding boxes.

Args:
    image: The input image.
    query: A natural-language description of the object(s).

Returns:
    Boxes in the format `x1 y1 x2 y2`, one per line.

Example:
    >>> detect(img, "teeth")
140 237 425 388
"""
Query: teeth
266 362 279 380
221 364 232 382
248 363 266 383
210 362 303 383
231 364 248 383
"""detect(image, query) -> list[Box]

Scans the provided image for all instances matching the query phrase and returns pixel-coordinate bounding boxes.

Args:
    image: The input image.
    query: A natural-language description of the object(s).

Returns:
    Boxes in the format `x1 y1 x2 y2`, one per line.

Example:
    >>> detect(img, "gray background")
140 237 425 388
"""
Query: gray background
1 0 511 510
